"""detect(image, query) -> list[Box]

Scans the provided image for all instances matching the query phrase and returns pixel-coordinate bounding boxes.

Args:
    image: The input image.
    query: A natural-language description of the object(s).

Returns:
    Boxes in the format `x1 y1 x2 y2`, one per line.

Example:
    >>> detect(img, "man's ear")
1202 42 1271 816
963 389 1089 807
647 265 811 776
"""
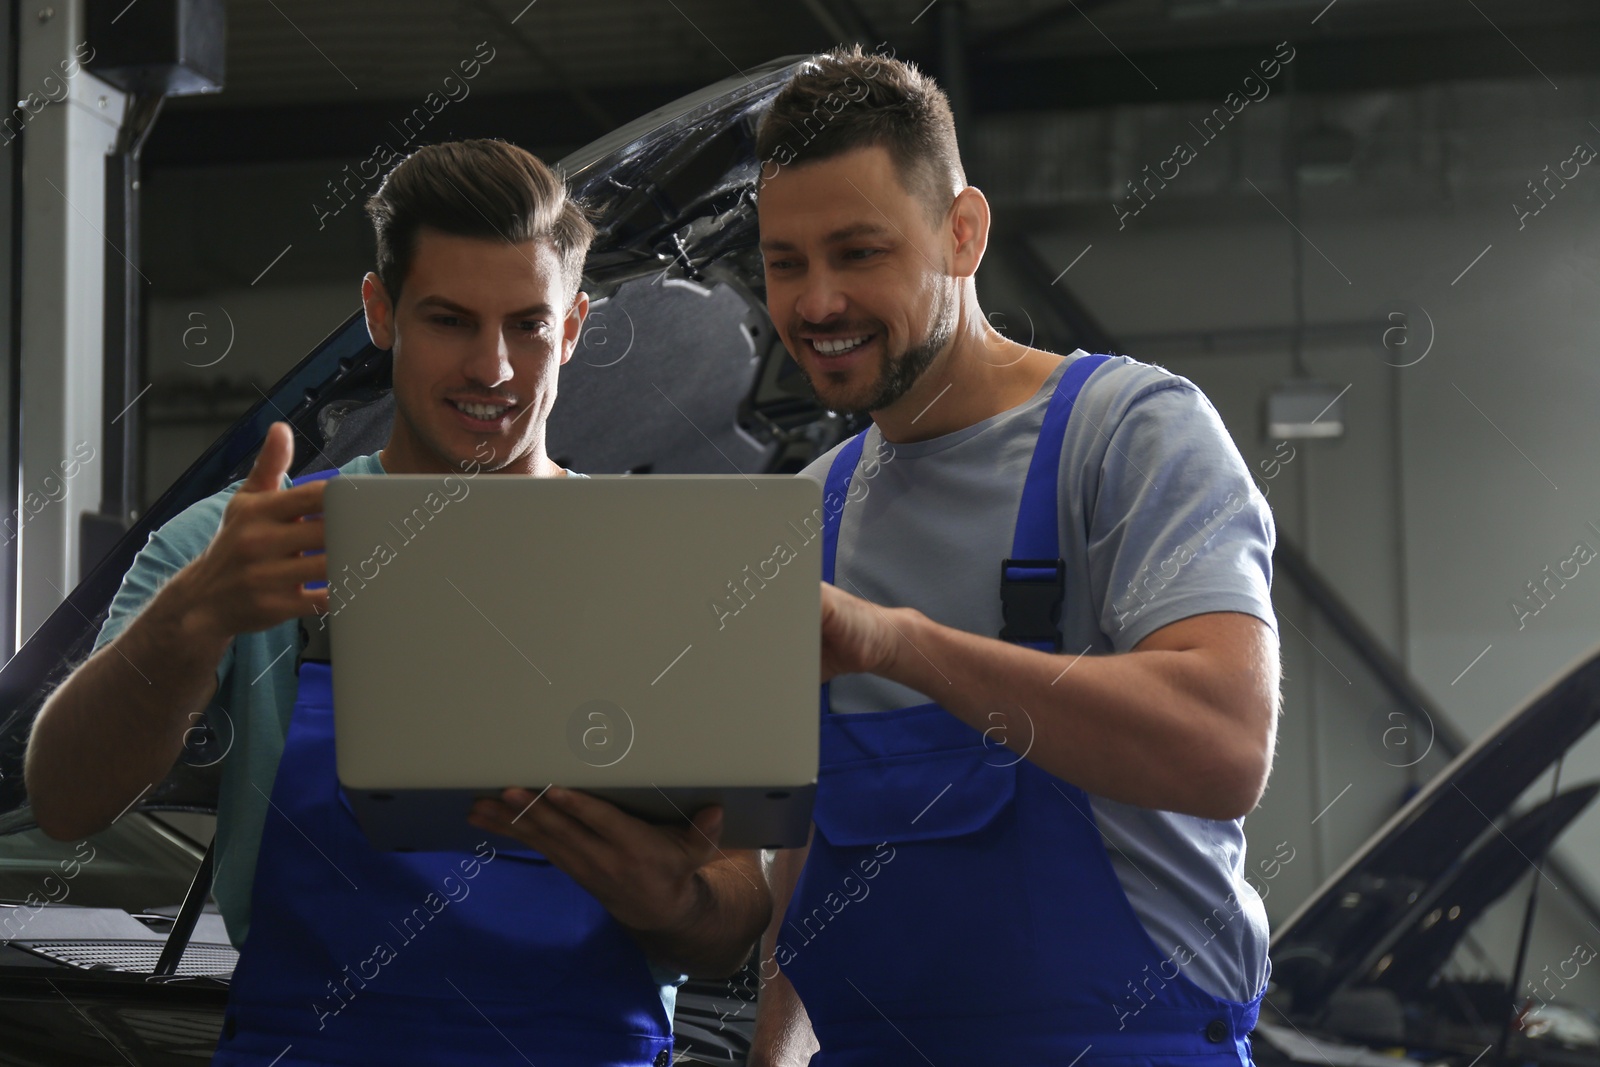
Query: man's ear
560 290 590 366
362 272 396 350
947 186 991 280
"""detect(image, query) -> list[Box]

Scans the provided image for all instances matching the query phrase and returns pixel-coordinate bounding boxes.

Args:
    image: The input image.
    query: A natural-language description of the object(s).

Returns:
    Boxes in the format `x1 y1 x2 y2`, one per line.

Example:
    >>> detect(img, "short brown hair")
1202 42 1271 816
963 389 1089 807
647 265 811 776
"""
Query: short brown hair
365 139 594 305
755 45 966 223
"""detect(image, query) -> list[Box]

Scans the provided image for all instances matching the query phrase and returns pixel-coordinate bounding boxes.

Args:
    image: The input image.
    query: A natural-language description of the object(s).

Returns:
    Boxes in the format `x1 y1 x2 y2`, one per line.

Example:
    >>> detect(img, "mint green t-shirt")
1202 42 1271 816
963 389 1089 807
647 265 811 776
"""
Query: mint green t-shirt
92 451 388 949
88 451 681 1009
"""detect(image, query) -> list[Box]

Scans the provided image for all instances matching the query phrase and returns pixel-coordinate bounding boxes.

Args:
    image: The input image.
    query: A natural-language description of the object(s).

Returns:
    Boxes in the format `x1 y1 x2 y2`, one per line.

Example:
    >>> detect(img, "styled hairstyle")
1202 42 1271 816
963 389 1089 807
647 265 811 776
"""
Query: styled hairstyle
364 138 595 305
755 44 967 224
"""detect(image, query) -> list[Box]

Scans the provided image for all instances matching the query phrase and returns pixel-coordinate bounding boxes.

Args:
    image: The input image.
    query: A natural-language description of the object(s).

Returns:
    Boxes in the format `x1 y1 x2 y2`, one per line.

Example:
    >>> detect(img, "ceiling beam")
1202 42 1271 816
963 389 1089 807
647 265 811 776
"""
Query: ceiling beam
145 81 707 169
796 0 879 46
972 0 1127 56
467 0 617 135
973 18 1600 110
144 17 1600 170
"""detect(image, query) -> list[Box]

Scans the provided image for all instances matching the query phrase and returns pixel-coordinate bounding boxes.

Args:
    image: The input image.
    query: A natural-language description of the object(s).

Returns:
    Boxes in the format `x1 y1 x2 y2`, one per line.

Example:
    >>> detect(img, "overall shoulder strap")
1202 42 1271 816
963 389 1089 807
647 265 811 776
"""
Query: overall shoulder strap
817 428 870 717
820 429 870 586
289 466 341 489
1000 353 1114 651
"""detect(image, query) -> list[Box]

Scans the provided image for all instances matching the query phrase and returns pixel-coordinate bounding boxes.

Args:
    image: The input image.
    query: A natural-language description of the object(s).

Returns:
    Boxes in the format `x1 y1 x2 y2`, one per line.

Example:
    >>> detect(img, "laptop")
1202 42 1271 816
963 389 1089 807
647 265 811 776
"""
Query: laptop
319 472 821 851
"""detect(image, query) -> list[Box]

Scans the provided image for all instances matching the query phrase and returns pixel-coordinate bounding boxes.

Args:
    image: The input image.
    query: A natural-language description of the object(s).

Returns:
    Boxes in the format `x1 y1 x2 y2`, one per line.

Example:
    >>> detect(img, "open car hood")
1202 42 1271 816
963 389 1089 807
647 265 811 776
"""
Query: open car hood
0 54 856 832
1267 636 1600 1049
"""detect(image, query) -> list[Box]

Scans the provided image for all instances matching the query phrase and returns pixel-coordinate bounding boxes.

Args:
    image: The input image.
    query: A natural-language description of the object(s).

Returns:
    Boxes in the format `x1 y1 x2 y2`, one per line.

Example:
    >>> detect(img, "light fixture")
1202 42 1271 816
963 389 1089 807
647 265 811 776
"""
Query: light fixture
1267 380 1346 439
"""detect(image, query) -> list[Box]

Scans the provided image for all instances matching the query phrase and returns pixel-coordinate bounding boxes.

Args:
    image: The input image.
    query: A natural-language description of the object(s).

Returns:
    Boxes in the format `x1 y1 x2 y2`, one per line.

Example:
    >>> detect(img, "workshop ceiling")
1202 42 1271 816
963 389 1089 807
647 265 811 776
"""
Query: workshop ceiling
145 0 1598 170
188 0 1597 108
206 0 808 106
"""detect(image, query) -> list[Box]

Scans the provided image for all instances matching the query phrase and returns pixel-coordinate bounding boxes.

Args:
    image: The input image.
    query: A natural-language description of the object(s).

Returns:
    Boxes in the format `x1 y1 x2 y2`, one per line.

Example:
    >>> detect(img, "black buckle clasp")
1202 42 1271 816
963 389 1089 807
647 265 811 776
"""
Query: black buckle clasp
998 558 1066 652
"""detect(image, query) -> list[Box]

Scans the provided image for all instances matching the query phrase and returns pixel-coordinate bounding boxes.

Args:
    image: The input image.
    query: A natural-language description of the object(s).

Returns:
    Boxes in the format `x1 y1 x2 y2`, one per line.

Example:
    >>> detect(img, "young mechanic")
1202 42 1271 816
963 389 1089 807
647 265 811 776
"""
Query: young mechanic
747 48 1282 1067
26 139 768 1067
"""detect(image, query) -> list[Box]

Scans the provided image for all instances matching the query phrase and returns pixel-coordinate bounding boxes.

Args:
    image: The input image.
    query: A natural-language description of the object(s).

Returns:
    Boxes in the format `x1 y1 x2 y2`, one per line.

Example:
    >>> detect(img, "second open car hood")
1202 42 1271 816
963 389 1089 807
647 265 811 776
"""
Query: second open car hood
1267 636 1600 1043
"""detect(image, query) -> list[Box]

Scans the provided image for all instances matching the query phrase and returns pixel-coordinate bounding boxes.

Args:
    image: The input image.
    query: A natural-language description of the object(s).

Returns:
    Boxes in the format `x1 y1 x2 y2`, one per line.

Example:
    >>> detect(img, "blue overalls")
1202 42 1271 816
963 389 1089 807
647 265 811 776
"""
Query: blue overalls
780 354 1264 1066
209 467 673 1067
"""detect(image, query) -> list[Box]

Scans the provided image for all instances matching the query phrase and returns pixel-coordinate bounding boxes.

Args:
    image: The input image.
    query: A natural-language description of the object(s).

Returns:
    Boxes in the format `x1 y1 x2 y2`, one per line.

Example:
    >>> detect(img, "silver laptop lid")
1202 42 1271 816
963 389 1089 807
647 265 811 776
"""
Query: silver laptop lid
321 473 821 795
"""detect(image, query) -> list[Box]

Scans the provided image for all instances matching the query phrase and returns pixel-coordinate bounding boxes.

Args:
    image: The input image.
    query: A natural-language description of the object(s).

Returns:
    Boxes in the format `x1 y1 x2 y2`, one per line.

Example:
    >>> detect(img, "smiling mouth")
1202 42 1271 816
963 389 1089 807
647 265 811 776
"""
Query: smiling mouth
448 399 514 423
807 334 875 357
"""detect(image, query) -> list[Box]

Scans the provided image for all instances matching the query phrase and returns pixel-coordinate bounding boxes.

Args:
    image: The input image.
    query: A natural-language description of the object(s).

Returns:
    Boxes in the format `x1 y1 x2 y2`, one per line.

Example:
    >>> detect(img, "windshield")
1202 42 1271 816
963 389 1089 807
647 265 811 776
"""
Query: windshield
0 812 208 915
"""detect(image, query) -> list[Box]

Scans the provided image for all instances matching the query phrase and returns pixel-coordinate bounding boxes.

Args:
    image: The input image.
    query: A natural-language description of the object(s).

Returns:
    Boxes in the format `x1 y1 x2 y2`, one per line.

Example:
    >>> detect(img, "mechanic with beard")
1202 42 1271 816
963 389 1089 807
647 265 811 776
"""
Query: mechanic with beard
747 47 1281 1067
26 139 768 1067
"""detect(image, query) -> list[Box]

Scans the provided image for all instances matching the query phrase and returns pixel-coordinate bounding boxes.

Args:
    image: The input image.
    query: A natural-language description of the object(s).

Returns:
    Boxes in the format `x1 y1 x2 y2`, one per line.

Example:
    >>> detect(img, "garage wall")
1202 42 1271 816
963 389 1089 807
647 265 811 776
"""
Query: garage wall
1025 85 1600 997
142 282 361 503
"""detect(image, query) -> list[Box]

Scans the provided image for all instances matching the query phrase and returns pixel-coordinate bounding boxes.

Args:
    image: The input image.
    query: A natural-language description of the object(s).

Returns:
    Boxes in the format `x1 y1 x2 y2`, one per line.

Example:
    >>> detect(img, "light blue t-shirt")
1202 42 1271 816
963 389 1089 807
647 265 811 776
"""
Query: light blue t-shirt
89 450 682 1011
802 351 1278 1005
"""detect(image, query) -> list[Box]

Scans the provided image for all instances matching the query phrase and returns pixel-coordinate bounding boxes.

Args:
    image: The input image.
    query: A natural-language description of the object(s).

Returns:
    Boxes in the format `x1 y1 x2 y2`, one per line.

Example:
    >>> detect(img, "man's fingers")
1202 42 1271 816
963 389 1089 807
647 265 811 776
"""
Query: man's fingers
282 516 326 555
537 786 643 839
241 422 293 494
683 805 725 863
298 588 332 618
507 788 608 851
238 515 325 558
469 793 533 829
468 798 530 840
467 791 733 935
255 552 328 588
499 786 719 874
245 479 329 521
543 787 716 864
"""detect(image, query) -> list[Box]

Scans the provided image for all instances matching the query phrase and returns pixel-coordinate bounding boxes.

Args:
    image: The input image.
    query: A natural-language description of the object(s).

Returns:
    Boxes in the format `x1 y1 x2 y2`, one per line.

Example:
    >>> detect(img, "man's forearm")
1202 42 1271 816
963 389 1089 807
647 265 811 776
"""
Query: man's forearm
26 567 232 840
628 852 770 979
749 966 820 1067
749 839 817 1066
877 608 1275 819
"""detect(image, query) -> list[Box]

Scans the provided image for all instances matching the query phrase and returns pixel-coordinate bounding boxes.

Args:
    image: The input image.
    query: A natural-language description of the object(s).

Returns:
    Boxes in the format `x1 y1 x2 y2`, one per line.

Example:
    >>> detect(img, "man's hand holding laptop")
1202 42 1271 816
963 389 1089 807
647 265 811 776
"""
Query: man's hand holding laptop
470 785 764 976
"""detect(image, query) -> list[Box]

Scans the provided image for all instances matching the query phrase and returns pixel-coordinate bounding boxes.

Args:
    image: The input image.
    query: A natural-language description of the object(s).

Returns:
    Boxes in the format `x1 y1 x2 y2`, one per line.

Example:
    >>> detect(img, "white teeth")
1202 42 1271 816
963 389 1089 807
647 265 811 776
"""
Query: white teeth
454 401 509 420
812 335 869 355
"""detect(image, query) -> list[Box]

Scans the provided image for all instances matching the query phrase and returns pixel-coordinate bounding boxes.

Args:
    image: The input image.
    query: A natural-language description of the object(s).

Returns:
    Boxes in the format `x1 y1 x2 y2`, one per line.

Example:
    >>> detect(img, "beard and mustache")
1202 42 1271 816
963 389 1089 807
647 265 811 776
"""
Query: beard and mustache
792 284 959 416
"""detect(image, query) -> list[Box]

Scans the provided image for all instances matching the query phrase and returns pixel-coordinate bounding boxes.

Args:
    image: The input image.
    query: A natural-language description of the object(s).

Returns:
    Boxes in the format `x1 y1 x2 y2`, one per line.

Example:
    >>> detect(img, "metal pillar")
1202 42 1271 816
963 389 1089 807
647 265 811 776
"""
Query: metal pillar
13 0 126 649
0 0 20 661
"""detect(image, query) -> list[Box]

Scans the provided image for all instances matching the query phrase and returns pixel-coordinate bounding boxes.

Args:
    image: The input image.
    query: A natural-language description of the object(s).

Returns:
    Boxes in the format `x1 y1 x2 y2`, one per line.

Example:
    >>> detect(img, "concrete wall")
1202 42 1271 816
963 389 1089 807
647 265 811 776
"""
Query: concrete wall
1027 80 1600 998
